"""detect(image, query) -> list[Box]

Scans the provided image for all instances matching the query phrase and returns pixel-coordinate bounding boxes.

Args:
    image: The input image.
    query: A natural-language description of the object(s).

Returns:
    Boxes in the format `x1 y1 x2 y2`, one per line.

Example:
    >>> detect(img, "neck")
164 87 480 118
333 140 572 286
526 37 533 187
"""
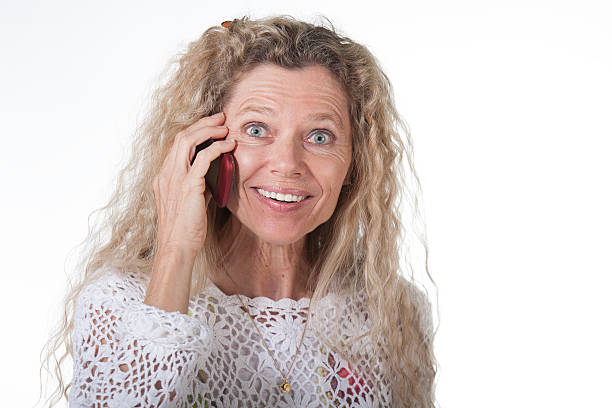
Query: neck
213 216 311 301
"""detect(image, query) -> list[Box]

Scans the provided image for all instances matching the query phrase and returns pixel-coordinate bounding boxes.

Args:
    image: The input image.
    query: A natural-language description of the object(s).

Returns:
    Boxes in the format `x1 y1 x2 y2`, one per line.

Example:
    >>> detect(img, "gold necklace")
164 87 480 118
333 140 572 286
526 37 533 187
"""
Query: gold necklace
224 269 311 393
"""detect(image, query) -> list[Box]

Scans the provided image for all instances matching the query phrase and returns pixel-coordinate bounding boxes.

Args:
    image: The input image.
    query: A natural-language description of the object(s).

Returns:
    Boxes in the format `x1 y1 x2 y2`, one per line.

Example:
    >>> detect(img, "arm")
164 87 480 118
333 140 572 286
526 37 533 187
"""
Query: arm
144 246 195 314
145 112 234 315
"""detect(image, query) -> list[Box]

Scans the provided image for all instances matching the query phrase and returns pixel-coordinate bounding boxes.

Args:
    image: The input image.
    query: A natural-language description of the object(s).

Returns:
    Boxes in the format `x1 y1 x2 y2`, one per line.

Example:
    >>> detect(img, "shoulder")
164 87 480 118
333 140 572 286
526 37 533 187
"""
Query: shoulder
398 275 435 336
338 276 434 336
73 268 210 350
77 268 149 305
398 275 429 303
74 268 151 321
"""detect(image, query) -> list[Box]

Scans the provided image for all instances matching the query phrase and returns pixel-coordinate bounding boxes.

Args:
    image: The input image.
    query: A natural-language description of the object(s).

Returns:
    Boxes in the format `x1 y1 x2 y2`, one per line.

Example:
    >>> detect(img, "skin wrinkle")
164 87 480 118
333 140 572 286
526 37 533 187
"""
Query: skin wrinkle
211 64 352 301
236 103 346 135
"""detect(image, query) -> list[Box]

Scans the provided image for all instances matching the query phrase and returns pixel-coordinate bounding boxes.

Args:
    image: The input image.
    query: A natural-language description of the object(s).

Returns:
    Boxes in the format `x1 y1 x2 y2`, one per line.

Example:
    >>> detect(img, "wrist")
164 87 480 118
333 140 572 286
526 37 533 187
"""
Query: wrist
156 241 199 260
146 247 195 314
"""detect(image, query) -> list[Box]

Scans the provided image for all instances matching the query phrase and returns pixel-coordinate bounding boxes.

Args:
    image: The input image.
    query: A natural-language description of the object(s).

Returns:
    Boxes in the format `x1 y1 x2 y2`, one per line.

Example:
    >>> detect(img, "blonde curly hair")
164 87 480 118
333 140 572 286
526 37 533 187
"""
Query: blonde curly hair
40 15 437 407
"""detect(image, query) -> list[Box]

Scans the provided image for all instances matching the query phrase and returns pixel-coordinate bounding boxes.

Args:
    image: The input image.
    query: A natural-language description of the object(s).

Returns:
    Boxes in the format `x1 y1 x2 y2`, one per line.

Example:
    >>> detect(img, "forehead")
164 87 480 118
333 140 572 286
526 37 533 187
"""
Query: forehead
224 64 350 124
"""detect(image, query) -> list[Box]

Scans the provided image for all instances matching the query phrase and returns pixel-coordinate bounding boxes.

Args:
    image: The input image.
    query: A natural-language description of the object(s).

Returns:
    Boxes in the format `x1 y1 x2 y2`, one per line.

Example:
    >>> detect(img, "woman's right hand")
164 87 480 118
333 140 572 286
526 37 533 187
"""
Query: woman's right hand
152 112 235 256
146 112 235 313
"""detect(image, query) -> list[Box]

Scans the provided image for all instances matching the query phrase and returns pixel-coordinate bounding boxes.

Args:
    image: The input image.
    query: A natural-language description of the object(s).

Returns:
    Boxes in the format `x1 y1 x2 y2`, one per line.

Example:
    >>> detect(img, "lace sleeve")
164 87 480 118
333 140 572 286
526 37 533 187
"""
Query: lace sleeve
69 271 211 408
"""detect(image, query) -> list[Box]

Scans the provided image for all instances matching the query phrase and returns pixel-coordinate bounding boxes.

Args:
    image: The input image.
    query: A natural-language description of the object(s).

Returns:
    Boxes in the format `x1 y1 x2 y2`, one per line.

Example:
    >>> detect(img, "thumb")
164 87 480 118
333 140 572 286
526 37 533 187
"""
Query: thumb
204 188 213 207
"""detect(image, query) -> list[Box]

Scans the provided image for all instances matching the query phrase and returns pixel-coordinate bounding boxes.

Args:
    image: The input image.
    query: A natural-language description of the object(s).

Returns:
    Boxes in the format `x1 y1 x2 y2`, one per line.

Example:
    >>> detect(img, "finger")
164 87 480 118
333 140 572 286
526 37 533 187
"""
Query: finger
158 115 227 196
165 113 226 172
184 112 226 135
204 188 213 207
183 126 230 166
171 125 228 174
159 127 187 186
188 139 236 182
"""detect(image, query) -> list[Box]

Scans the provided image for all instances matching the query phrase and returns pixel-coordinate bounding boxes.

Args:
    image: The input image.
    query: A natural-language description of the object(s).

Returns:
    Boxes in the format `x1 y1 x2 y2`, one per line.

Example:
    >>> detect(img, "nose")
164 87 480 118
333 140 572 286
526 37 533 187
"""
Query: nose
268 134 305 178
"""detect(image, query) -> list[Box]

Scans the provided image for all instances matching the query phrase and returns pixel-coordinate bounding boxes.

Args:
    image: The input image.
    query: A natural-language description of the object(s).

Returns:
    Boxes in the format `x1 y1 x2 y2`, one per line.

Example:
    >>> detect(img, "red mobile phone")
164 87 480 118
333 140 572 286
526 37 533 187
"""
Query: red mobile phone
190 139 235 208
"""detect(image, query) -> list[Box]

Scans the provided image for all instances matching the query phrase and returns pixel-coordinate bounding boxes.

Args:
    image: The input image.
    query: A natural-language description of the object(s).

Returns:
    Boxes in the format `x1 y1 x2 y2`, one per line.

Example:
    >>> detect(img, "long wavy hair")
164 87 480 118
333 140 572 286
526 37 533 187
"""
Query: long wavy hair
40 15 437 407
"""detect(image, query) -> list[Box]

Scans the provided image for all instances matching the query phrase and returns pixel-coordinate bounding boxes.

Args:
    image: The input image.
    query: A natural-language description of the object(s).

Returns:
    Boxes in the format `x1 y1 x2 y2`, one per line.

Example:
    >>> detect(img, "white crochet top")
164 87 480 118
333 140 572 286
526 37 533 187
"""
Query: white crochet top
69 269 393 407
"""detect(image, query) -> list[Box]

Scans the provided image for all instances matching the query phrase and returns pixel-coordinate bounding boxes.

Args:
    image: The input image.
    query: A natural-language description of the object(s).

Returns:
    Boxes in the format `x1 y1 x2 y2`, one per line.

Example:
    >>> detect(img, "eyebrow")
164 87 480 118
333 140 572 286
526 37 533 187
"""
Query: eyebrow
237 104 345 133
237 105 275 117
306 112 345 133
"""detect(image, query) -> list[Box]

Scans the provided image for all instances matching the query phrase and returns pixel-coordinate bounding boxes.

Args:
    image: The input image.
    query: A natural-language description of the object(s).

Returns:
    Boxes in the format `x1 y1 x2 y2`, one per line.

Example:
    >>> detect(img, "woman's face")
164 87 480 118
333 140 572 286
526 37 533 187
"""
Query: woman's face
223 64 352 245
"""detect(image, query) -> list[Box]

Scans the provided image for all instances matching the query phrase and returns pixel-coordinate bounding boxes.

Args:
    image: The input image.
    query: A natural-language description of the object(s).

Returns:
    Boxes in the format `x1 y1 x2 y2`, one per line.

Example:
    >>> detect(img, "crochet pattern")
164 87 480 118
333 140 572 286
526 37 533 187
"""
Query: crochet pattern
70 270 392 407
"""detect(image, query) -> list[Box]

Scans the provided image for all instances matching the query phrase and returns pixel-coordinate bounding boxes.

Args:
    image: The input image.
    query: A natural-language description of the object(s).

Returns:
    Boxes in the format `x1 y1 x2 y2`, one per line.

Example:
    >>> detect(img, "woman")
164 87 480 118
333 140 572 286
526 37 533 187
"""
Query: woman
42 16 437 407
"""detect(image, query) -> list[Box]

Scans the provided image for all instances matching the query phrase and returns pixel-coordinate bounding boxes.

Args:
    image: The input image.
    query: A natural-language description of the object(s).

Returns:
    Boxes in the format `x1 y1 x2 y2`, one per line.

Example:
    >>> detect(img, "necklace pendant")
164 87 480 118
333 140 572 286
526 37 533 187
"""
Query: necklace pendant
279 380 291 393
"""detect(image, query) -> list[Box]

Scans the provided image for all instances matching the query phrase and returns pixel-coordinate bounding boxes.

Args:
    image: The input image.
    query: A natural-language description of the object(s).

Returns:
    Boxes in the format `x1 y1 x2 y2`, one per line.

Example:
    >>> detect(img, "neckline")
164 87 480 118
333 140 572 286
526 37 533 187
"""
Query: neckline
201 279 352 312
203 279 314 308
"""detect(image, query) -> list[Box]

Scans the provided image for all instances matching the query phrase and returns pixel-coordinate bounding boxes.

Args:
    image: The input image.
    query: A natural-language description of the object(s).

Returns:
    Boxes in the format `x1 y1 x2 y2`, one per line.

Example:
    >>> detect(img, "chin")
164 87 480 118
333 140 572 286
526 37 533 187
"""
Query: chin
252 227 308 246
225 203 323 246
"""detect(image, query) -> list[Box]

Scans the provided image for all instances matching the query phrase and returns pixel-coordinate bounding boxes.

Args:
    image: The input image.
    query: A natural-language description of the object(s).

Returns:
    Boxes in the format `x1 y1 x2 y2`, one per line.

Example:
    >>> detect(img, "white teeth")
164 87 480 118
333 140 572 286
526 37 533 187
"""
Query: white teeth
256 188 305 202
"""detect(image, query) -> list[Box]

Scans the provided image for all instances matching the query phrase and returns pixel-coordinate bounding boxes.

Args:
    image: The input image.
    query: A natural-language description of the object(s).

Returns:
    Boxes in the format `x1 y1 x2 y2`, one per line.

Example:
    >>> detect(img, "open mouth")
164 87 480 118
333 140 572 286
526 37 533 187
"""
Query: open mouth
255 188 311 203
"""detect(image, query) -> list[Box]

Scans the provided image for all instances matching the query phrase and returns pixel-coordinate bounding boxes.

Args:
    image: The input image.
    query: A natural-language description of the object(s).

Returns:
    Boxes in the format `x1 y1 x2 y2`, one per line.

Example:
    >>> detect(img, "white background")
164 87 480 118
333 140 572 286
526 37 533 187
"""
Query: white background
1 0 611 406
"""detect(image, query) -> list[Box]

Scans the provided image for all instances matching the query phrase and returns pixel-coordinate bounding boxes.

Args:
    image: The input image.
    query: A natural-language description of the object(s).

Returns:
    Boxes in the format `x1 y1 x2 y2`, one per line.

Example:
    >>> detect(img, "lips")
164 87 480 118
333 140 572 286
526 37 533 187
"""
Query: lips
253 185 312 197
251 187 313 212
256 188 305 202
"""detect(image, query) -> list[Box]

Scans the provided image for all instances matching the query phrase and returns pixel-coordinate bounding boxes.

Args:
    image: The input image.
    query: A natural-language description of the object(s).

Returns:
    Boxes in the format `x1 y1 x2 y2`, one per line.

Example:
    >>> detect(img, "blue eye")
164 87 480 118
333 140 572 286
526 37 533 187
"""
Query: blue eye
246 123 266 137
307 131 332 145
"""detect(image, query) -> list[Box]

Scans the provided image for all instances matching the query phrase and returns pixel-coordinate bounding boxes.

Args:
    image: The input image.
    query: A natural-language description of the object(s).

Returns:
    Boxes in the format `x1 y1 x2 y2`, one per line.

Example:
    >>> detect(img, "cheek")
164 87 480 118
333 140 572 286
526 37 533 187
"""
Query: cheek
315 160 350 203
313 150 351 188
226 145 262 213
232 145 266 183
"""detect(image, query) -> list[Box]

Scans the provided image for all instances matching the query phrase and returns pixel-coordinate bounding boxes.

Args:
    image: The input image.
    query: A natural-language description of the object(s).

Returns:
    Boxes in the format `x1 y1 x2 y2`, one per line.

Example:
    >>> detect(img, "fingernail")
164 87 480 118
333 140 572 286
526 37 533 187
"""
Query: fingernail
212 111 224 118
